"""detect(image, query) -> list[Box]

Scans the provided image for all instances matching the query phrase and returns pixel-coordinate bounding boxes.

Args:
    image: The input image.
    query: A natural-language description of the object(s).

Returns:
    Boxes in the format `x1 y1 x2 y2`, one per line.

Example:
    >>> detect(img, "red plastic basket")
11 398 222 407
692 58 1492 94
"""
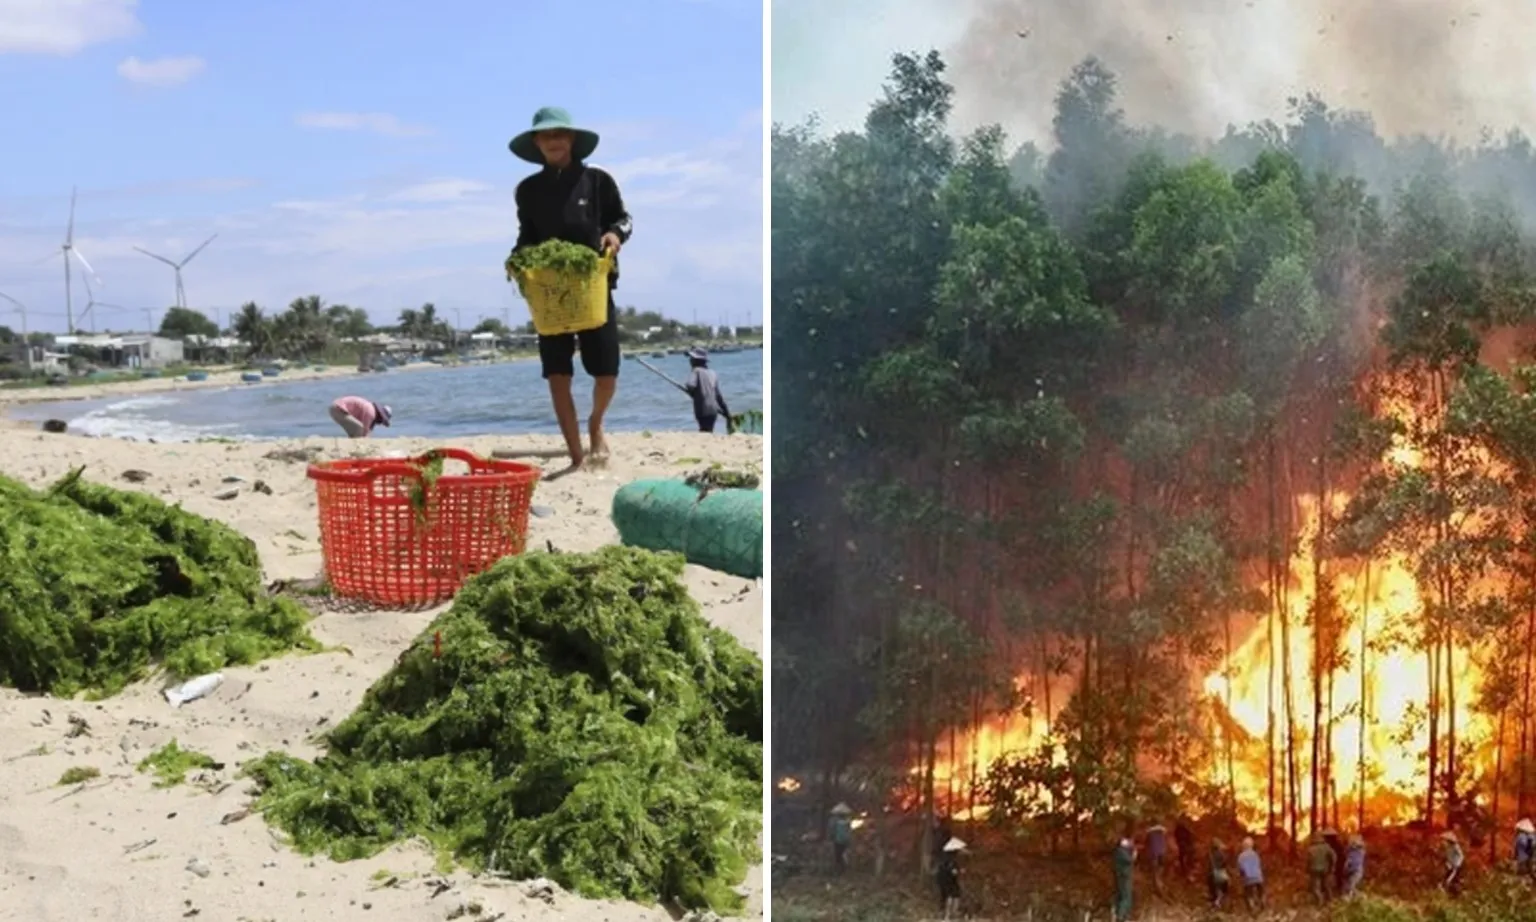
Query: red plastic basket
306 448 540 606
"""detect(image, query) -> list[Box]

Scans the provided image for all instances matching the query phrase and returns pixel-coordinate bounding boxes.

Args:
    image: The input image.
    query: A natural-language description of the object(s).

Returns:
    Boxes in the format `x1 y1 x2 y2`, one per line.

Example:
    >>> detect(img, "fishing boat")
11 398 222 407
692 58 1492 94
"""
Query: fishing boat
185 370 209 382
240 372 262 383
261 366 281 377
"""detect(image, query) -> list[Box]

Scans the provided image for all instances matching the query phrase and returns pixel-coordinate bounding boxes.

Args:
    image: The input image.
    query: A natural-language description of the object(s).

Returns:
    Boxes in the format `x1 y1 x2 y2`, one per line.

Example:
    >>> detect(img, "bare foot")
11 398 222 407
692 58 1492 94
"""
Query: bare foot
543 461 582 482
588 436 611 465
543 451 584 482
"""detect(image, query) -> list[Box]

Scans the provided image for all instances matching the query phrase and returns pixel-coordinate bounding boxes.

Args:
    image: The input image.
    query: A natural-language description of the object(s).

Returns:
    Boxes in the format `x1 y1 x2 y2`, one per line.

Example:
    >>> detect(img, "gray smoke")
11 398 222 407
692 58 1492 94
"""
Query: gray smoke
944 0 1536 144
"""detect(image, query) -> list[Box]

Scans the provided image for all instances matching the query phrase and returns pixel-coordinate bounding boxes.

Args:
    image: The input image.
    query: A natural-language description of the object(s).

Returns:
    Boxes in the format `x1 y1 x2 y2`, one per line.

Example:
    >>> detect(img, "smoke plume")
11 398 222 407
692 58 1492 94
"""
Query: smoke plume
945 0 1536 143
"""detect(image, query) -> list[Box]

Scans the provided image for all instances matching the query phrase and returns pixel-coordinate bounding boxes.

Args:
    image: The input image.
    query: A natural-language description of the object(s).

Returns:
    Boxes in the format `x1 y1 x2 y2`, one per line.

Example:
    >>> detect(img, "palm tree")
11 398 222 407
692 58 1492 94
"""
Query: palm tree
233 302 272 356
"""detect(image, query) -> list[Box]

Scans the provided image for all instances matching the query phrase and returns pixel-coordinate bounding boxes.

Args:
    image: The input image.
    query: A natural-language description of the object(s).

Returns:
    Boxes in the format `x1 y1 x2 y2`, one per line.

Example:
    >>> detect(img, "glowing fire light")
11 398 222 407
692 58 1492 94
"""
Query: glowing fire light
777 777 803 793
916 396 1495 825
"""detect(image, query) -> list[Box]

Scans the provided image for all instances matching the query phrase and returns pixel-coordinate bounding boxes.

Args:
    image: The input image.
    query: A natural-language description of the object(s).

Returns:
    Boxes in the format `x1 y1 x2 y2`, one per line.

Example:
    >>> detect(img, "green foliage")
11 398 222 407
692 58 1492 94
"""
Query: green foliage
246 546 761 913
138 739 217 787
506 239 603 276
0 470 317 698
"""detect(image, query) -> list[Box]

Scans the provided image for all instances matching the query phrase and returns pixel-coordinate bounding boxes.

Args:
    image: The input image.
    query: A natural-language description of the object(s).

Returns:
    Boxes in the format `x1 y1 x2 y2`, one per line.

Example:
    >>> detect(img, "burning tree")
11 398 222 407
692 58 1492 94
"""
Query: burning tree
773 47 1536 879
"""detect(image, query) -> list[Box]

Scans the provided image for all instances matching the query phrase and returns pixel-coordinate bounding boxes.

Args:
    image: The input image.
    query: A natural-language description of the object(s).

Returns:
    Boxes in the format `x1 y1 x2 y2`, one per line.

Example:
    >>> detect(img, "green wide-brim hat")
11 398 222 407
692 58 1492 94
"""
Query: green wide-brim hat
509 106 600 164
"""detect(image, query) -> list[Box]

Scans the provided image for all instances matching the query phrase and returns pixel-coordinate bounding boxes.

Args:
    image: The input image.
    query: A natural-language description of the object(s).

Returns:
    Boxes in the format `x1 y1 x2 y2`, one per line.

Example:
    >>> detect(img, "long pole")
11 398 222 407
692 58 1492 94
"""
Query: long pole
0 292 31 370
635 357 687 392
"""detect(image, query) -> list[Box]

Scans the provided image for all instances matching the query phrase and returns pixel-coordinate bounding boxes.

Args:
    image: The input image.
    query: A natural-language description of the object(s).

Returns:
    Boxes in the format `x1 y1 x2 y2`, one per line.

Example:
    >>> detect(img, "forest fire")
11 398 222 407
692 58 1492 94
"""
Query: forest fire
919 397 1501 829
1202 492 1488 825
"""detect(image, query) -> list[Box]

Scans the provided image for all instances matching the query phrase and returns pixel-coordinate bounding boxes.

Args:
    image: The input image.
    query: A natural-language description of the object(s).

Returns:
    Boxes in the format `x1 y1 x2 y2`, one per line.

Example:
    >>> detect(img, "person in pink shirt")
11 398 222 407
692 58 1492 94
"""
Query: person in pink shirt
329 395 392 438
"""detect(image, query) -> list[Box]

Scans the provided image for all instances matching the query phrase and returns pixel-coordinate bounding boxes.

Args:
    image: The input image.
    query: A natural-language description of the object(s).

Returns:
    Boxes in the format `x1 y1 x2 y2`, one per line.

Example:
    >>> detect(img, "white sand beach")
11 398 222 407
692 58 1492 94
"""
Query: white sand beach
0 411 763 922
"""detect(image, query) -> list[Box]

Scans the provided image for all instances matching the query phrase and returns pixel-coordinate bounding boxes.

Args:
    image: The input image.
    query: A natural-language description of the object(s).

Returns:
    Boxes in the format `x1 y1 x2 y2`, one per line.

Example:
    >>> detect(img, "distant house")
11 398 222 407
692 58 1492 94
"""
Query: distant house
7 342 65 372
55 333 185 369
182 334 244 363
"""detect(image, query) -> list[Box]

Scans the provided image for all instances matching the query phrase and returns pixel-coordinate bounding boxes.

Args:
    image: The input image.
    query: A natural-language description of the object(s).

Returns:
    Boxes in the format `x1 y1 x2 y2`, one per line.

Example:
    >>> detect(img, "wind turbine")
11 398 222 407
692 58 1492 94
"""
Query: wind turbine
37 187 101 334
134 234 217 309
78 273 111 333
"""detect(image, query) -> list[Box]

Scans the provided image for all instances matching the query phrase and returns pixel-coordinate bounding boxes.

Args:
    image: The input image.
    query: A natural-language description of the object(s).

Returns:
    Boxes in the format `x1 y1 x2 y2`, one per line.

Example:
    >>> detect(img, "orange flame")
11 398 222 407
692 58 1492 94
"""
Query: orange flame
921 396 1496 825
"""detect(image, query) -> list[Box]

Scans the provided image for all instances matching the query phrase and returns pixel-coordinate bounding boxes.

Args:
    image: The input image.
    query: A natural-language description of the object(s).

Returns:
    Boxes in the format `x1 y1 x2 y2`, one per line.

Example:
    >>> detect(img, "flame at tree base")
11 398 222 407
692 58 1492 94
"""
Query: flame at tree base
916 489 1493 829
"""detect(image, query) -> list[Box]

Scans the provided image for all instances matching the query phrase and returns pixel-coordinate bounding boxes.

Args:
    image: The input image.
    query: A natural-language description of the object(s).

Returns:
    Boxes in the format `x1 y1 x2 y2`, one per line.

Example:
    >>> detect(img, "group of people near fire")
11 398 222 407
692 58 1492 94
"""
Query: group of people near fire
824 803 1536 920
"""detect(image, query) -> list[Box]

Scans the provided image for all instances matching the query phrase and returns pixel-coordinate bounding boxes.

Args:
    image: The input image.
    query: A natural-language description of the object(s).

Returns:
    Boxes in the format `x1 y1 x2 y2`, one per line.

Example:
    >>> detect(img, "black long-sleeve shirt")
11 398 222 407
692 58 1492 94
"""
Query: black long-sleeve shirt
514 162 633 288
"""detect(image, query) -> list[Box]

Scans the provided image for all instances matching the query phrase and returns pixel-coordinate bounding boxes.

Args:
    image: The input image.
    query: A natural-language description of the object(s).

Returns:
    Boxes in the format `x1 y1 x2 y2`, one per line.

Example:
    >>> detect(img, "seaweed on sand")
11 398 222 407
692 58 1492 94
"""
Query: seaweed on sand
245 546 763 913
0 469 318 698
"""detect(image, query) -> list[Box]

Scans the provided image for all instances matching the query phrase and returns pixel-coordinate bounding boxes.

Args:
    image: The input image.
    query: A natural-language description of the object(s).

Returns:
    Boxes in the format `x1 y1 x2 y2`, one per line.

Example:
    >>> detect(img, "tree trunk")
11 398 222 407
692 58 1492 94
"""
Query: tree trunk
1521 564 1536 818
1266 432 1280 834
1426 642 1440 824
1494 707 1508 862
1358 564 1371 831
1282 458 1300 845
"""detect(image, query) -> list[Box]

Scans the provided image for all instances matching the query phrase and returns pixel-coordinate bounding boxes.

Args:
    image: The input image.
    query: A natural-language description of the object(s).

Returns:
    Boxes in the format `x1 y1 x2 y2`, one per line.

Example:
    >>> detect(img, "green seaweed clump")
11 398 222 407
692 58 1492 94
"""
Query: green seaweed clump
0 469 318 698
246 546 762 913
685 464 761 492
506 239 603 277
138 739 218 787
58 765 100 786
406 450 447 517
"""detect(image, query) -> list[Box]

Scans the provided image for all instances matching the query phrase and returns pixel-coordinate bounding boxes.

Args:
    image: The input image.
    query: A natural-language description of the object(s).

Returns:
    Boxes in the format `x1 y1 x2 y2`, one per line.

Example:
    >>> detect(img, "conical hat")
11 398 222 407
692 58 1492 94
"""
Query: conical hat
943 836 966 852
1441 831 1459 843
830 802 852 815
1518 818 1535 833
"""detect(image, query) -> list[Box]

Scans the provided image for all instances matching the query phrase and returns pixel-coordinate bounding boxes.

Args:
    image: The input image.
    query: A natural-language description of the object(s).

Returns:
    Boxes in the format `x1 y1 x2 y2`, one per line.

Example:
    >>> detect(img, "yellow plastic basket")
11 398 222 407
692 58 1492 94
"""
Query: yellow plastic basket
508 252 613 336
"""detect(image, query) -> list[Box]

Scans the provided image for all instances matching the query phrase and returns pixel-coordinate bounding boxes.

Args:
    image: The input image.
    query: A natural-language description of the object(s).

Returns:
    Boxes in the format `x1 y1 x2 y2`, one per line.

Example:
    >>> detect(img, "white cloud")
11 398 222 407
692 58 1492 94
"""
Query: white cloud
386 179 493 204
0 112 763 332
116 54 205 88
294 112 432 138
0 0 141 55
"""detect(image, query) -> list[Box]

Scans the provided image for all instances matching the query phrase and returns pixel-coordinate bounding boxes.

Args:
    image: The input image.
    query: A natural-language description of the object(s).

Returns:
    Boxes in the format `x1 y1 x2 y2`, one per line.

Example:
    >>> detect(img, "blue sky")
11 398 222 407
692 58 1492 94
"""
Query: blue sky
0 0 763 335
773 0 961 133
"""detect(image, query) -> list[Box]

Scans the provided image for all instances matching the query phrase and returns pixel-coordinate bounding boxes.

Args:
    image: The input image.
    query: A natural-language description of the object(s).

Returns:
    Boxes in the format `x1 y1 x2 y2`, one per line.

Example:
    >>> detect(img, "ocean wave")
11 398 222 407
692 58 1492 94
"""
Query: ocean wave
101 394 180 412
69 410 247 443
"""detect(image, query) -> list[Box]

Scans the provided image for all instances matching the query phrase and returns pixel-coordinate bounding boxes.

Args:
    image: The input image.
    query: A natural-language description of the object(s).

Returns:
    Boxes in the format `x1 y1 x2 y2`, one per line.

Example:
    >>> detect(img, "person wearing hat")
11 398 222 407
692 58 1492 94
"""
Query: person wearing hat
683 347 732 433
1236 836 1264 912
1144 821 1168 895
508 105 632 474
329 395 391 438
1515 818 1536 878
1306 832 1337 904
1206 839 1231 908
1441 830 1465 896
1111 834 1136 922
1323 827 1348 895
937 836 965 920
1342 834 1365 897
827 803 854 874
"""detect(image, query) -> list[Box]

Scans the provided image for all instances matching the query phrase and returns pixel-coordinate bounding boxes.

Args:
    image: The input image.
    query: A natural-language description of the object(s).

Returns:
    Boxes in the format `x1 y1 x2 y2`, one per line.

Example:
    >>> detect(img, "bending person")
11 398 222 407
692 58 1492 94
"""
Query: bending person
508 106 632 474
684 348 731 433
329 396 392 438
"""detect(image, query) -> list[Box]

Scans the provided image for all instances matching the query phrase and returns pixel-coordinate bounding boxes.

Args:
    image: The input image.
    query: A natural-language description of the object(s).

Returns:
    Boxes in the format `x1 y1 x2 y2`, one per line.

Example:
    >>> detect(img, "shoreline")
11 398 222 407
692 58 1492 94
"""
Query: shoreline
0 357 474 409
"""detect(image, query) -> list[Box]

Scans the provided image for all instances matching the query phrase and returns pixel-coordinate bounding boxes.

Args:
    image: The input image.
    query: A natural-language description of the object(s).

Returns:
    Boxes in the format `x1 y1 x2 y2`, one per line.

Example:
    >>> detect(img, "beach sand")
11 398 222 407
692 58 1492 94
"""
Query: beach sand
0 410 763 922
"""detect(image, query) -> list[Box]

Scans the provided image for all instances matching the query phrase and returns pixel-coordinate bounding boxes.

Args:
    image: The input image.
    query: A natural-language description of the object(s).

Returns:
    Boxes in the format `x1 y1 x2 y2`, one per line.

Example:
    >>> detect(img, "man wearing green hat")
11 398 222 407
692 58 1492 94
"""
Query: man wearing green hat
508 106 632 473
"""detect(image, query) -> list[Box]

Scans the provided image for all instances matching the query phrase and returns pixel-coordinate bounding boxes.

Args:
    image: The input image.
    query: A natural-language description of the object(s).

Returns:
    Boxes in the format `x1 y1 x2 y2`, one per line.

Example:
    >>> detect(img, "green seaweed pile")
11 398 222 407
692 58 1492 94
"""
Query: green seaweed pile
0 469 317 698
505 239 603 278
139 739 219 787
685 465 761 492
245 546 762 913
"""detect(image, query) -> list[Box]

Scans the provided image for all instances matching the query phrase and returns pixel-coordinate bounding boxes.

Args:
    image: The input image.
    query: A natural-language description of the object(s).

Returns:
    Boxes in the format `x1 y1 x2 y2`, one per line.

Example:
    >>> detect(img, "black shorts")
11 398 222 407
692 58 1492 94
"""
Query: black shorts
538 293 620 379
